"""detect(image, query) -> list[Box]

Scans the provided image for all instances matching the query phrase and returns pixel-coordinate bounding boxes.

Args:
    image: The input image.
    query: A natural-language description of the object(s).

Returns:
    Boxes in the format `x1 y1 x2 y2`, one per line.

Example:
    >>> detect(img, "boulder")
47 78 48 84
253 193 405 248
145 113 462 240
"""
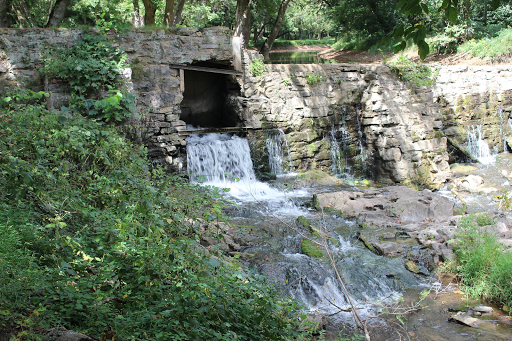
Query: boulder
453 175 484 193
47 331 95 341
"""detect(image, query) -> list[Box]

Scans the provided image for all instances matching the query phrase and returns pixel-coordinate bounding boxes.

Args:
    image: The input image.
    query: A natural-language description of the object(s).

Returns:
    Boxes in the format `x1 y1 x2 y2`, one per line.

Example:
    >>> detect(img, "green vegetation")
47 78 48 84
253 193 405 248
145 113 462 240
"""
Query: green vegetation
249 58 265 77
41 33 135 123
449 215 512 311
458 28 512 61
0 89 302 340
301 239 324 258
306 73 324 85
387 55 437 88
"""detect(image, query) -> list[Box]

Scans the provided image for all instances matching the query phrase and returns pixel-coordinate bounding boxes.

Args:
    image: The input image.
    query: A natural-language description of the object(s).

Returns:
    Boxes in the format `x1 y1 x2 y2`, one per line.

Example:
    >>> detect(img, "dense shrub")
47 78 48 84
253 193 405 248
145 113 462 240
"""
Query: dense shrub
0 90 302 340
450 215 512 310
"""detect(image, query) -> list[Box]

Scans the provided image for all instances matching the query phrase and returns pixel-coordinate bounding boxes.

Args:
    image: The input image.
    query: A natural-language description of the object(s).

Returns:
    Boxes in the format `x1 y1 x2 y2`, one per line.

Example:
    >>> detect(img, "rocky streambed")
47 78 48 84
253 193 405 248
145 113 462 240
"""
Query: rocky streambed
200 161 512 340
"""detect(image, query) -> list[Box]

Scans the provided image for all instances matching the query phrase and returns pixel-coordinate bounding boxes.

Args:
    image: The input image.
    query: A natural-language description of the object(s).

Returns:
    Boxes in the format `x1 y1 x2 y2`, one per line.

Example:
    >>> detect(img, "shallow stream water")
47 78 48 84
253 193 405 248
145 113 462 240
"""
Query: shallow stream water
186 133 512 340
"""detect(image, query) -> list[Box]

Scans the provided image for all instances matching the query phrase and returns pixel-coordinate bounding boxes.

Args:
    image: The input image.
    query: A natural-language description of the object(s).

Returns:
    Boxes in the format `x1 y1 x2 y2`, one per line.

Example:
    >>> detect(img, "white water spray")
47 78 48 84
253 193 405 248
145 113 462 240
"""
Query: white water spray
466 125 495 164
265 128 291 175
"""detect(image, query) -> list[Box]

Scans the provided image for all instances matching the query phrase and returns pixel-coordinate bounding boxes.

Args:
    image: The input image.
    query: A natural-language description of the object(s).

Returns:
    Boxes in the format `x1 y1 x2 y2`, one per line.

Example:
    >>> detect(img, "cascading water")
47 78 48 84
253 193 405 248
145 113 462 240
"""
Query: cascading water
465 125 495 164
186 133 425 337
265 128 291 175
328 125 350 177
186 133 256 184
328 106 372 179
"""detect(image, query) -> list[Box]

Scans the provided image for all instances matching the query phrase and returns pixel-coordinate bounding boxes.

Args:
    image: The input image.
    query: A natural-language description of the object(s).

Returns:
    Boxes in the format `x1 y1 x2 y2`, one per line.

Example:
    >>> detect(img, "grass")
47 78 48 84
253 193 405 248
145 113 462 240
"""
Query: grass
449 214 512 310
250 37 335 49
458 28 512 61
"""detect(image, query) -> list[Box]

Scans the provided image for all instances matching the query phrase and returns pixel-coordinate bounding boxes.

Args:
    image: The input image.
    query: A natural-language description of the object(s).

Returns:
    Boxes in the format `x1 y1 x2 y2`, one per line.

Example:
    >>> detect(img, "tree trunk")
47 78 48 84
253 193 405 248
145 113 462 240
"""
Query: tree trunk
173 0 186 26
46 0 70 27
0 0 15 27
142 0 156 26
260 0 291 61
235 0 252 49
163 0 175 27
132 0 143 27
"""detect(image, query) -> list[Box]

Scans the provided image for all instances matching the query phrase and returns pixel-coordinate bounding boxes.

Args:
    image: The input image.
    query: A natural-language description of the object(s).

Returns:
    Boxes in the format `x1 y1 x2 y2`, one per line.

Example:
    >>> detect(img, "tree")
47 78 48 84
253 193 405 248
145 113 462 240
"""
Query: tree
0 0 15 27
46 0 71 27
393 0 510 59
141 0 156 25
234 0 252 48
260 0 292 61
163 0 175 27
173 0 186 26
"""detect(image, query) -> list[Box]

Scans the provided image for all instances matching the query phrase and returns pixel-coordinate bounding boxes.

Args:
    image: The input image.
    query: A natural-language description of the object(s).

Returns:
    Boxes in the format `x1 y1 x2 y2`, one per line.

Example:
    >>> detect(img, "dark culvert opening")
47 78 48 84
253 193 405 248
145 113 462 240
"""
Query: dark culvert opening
180 61 241 128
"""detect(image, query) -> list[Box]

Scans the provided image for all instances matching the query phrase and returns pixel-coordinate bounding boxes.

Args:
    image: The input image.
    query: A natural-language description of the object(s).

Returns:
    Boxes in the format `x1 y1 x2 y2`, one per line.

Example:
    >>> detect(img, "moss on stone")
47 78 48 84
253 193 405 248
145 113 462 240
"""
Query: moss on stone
297 216 313 233
301 239 324 258
405 260 420 274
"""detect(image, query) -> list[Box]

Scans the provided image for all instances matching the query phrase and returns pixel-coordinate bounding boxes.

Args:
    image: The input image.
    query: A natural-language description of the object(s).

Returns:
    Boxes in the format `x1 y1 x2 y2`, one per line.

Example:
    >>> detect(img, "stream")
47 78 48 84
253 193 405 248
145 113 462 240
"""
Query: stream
186 133 512 340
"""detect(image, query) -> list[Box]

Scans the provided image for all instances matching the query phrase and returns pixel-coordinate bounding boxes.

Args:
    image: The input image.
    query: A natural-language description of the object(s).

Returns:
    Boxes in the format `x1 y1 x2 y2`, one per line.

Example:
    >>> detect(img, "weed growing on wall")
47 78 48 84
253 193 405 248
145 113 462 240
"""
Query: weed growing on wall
249 58 265 77
306 72 324 85
387 54 438 88
41 33 134 122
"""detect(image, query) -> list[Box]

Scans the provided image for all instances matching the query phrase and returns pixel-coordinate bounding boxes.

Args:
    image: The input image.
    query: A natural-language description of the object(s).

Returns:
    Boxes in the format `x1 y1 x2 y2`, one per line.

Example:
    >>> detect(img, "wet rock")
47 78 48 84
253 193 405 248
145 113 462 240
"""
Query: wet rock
453 175 484 193
371 241 404 256
405 260 419 274
472 306 493 314
300 314 328 332
449 312 480 327
313 186 454 225
297 169 342 186
382 232 396 239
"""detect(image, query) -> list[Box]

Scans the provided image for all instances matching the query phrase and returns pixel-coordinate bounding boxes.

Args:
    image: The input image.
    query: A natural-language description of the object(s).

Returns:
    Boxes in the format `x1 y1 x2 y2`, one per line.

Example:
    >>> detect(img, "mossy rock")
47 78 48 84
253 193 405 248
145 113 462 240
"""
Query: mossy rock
450 163 478 174
297 216 313 233
297 169 342 186
301 239 324 258
405 260 419 274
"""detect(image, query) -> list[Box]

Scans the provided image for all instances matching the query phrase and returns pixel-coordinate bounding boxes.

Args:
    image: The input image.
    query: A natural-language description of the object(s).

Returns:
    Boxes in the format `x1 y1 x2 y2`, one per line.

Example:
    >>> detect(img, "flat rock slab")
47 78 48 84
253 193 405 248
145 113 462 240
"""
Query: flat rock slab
313 186 454 226
449 312 480 327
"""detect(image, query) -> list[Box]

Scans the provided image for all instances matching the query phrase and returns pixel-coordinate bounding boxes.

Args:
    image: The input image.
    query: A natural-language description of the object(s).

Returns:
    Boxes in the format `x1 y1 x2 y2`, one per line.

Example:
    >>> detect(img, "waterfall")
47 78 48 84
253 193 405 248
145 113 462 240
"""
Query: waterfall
328 106 371 179
328 125 350 177
186 133 256 184
465 125 495 164
186 133 307 207
265 128 291 175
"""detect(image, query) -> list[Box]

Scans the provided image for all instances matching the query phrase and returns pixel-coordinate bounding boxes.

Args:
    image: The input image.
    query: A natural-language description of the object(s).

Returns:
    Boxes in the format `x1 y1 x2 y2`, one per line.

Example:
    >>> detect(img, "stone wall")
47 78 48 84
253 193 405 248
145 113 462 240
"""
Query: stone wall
239 53 450 188
2 28 511 187
0 27 233 168
434 65 512 159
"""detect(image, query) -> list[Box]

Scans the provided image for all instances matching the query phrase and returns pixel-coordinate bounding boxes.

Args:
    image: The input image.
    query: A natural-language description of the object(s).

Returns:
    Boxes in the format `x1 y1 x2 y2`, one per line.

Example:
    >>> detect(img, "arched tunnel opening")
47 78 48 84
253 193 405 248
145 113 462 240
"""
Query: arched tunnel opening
179 61 241 128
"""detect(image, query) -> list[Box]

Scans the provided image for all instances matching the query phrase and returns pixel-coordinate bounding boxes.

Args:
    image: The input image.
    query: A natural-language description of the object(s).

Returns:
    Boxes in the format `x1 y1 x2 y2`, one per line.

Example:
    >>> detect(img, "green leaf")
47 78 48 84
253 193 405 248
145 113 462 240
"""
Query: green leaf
393 41 407 54
208 257 221 268
446 6 458 24
418 41 430 60
57 116 68 124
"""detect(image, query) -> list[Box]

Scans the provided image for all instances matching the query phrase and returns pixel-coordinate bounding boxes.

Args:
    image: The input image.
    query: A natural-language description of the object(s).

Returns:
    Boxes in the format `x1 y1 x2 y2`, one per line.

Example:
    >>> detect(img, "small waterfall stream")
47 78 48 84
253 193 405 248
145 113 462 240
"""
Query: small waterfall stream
465 125 496 164
265 128 292 175
186 133 421 326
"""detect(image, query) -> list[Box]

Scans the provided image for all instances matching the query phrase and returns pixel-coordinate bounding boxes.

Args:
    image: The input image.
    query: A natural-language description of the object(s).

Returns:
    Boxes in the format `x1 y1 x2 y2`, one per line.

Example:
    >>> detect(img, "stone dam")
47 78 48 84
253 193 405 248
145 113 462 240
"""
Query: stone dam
1 27 511 188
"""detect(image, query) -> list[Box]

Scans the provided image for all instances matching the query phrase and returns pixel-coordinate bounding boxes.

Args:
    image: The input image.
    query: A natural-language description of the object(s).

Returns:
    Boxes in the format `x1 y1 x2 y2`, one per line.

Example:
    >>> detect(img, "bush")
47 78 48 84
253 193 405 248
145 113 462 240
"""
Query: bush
41 33 134 123
458 28 512 61
450 215 512 310
0 90 302 340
